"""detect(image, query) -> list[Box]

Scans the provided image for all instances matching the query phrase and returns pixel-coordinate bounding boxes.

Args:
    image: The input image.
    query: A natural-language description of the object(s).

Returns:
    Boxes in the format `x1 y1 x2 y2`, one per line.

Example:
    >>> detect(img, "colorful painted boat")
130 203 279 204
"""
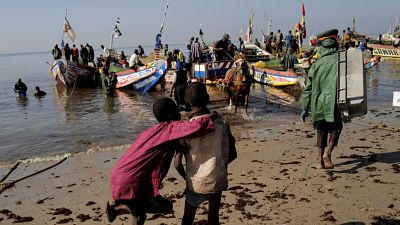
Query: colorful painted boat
193 60 234 81
50 60 96 87
114 60 166 92
250 67 302 86
367 43 400 58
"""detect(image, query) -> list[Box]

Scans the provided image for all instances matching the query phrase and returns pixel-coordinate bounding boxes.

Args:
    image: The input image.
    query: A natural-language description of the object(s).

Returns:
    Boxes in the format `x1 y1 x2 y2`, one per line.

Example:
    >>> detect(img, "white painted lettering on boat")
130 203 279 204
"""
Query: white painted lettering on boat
133 75 156 89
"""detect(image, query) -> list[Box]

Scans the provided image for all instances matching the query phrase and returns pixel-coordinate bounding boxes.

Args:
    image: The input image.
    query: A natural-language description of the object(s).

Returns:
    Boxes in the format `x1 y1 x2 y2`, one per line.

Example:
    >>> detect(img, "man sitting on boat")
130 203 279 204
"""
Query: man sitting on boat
129 49 144 70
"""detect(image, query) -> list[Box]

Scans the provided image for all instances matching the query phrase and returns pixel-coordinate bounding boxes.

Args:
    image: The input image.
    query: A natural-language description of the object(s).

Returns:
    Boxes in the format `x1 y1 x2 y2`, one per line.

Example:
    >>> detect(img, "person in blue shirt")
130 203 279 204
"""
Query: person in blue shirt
285 30 293 52
184 45 192 82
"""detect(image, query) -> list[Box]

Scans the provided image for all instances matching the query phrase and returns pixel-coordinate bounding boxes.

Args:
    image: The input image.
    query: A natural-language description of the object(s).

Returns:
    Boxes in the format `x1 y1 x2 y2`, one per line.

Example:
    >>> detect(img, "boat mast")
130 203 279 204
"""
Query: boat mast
61 8 67 44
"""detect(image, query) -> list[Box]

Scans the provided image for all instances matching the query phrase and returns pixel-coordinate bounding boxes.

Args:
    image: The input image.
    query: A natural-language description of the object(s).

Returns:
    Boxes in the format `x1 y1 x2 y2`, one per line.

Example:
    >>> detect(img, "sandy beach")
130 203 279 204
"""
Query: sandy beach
1 111 399 225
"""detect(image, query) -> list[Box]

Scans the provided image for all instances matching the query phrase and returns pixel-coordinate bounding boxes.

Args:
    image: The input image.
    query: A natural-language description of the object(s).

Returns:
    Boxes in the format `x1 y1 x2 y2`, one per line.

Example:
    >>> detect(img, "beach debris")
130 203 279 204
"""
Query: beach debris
391 164 400 173
51 207 72 216
0 209 33 223
371 215 400 225
76 214 91 222
320 210 337 222
56 218 74 224
0 157 67 196
86 201 96 206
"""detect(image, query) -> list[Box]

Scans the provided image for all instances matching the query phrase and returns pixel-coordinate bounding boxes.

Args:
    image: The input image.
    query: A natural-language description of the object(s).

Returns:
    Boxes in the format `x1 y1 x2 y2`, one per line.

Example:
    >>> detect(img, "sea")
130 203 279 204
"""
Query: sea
0 46 399 166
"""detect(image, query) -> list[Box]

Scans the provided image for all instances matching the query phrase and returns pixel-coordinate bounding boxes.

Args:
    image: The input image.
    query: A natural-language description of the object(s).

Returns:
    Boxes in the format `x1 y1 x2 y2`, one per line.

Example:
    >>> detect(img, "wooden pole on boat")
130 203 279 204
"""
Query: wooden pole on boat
110 31 114 49
61 8 67 44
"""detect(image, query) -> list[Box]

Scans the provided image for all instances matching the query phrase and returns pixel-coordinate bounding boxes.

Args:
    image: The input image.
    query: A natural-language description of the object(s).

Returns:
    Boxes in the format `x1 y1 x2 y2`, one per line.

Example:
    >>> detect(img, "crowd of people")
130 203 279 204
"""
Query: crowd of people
23 23 375 225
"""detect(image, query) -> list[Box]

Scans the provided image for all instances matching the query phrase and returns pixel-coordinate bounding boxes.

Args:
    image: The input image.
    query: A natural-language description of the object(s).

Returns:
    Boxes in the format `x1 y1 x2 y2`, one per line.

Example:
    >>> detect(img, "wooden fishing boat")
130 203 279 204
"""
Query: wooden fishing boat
193 60 234 81
50 59 96 87
250 66 302 86
367 43 400 58
112 60 166 92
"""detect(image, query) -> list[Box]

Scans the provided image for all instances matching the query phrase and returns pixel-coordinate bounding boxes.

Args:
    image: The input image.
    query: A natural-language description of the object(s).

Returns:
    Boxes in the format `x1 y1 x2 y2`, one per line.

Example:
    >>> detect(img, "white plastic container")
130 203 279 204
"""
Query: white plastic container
337 49 368 122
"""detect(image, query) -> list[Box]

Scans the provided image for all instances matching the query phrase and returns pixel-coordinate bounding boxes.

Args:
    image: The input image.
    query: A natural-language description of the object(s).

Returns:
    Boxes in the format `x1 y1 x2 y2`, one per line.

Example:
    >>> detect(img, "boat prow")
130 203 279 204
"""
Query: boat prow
50 60 96 87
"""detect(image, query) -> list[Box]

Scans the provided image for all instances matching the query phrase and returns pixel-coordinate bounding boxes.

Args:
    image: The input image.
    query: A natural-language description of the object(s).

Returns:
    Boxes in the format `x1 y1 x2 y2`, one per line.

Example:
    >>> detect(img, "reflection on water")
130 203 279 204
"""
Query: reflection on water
0 57 399 164
16 96 29 108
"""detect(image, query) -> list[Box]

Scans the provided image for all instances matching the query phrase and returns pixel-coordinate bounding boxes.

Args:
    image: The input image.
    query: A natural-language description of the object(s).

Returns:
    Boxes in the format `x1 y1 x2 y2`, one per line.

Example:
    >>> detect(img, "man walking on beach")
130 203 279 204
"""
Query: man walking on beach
301 29 342 169
174 82 237 225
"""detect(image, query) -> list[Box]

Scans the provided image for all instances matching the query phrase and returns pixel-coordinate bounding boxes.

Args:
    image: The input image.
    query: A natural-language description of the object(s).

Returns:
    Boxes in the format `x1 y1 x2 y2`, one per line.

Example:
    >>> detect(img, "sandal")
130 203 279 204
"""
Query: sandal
106 201 116 223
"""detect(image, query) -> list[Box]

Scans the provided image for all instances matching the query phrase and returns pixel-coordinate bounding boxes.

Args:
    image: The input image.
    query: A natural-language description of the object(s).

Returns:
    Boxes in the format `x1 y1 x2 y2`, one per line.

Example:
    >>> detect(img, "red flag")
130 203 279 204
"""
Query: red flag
302 2 305 16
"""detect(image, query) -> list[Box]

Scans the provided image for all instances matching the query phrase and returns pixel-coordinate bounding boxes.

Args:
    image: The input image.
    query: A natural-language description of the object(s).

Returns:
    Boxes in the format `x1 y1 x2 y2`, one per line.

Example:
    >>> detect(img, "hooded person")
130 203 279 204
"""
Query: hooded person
301 29 343 169
14 78 28 96
106 97 216 225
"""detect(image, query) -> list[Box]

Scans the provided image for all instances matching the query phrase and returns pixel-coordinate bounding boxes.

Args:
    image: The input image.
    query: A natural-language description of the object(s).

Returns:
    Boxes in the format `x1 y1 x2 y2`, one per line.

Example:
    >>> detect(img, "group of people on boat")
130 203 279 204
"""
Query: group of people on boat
52 42 95 66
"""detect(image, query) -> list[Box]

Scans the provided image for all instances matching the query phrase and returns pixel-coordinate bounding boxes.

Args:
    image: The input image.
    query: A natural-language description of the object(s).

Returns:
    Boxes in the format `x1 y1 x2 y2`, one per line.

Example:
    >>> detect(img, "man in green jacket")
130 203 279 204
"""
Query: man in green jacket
301 29 342 169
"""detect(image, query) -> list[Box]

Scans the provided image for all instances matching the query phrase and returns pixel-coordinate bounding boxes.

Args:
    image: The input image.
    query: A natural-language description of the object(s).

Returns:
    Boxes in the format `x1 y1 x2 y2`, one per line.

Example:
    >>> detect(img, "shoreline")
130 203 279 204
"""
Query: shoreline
1 116 399 224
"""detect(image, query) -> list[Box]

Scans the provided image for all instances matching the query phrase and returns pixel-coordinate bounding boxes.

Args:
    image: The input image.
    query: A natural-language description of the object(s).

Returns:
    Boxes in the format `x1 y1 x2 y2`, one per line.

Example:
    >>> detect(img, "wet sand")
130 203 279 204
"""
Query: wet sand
1 116 399 225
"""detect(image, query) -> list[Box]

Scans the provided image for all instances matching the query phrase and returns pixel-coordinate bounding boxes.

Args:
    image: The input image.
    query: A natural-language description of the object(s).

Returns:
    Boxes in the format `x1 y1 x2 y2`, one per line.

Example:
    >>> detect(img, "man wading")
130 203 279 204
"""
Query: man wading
301 29 343 169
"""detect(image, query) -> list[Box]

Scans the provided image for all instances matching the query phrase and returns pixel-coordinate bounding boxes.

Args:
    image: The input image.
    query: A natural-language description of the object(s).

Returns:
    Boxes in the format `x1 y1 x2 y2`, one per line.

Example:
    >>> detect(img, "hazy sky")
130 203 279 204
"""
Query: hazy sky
0 0 399 54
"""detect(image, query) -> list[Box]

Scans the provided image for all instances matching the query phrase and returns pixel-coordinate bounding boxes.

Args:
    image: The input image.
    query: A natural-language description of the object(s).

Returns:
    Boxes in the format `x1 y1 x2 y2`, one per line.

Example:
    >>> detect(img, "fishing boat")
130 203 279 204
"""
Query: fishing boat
50 59 96 87
193 60 234 81
242 43 273 62
367 43 400 58
112 60 166 92
250 66 302 86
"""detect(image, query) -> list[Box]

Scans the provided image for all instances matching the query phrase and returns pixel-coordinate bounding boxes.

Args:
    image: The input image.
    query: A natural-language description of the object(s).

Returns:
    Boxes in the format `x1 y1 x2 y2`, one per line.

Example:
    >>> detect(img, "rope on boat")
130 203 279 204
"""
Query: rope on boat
69 76 77 97
0 157 67 195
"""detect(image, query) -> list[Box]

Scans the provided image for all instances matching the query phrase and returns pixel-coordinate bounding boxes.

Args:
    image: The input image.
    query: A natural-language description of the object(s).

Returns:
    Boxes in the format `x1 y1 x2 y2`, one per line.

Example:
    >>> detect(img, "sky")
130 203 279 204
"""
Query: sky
0 0 399 54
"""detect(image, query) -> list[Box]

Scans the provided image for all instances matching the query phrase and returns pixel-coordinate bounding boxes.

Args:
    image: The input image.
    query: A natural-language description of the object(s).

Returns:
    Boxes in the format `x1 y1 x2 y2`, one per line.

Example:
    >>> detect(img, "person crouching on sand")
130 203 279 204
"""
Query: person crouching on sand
106 97 216 225
174 82 237 225
301 29 343 169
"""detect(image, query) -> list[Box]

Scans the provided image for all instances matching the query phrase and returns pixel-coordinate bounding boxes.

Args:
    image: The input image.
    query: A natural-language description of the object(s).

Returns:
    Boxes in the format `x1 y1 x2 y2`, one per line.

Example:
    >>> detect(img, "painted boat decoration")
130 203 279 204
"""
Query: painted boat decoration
193 60 234 81
114 60 166 92
367 43 400 58
50 60 96 87
364 56 381 70
250 67 302 86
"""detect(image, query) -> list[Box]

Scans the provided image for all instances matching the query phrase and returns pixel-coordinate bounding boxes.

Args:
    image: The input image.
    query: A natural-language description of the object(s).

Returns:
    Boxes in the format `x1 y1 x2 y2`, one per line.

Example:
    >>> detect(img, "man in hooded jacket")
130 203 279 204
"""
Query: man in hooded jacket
301 29 343 170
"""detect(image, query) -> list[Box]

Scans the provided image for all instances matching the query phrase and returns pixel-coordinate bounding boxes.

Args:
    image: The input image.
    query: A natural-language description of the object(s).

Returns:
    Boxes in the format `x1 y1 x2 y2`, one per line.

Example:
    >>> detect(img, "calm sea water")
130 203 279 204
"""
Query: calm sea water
0 48 399 165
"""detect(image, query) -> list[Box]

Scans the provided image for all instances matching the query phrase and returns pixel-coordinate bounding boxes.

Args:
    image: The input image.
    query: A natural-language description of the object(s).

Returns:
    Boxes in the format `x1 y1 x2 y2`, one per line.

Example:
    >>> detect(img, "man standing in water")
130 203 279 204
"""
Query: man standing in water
14 78 28 96
301 29 342 169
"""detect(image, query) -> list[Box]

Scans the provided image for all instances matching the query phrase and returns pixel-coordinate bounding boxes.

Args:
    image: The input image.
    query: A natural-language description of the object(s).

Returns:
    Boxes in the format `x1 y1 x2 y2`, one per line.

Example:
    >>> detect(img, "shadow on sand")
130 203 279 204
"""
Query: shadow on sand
332 150 400 174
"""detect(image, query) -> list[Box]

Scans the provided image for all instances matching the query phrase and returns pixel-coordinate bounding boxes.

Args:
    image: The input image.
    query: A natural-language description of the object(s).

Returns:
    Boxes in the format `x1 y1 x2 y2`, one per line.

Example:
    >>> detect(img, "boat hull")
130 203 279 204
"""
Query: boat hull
114 60 166 92
250 67 302 86
367 43 400 58
50 60 96 87
193 60 234 81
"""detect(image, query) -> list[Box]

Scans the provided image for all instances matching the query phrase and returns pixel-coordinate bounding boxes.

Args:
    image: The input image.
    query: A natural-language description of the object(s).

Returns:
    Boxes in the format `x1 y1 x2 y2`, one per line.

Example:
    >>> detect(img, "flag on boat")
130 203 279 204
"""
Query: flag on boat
113 17 122 38
245 11 254 44
301 2 306 39
159 3 169 35
63 17 76 42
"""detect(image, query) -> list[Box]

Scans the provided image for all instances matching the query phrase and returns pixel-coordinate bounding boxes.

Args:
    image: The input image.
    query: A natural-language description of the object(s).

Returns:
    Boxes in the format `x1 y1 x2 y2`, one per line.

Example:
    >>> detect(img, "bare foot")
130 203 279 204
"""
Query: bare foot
323 155 334 169
316 158 325 169
106 201 116 223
